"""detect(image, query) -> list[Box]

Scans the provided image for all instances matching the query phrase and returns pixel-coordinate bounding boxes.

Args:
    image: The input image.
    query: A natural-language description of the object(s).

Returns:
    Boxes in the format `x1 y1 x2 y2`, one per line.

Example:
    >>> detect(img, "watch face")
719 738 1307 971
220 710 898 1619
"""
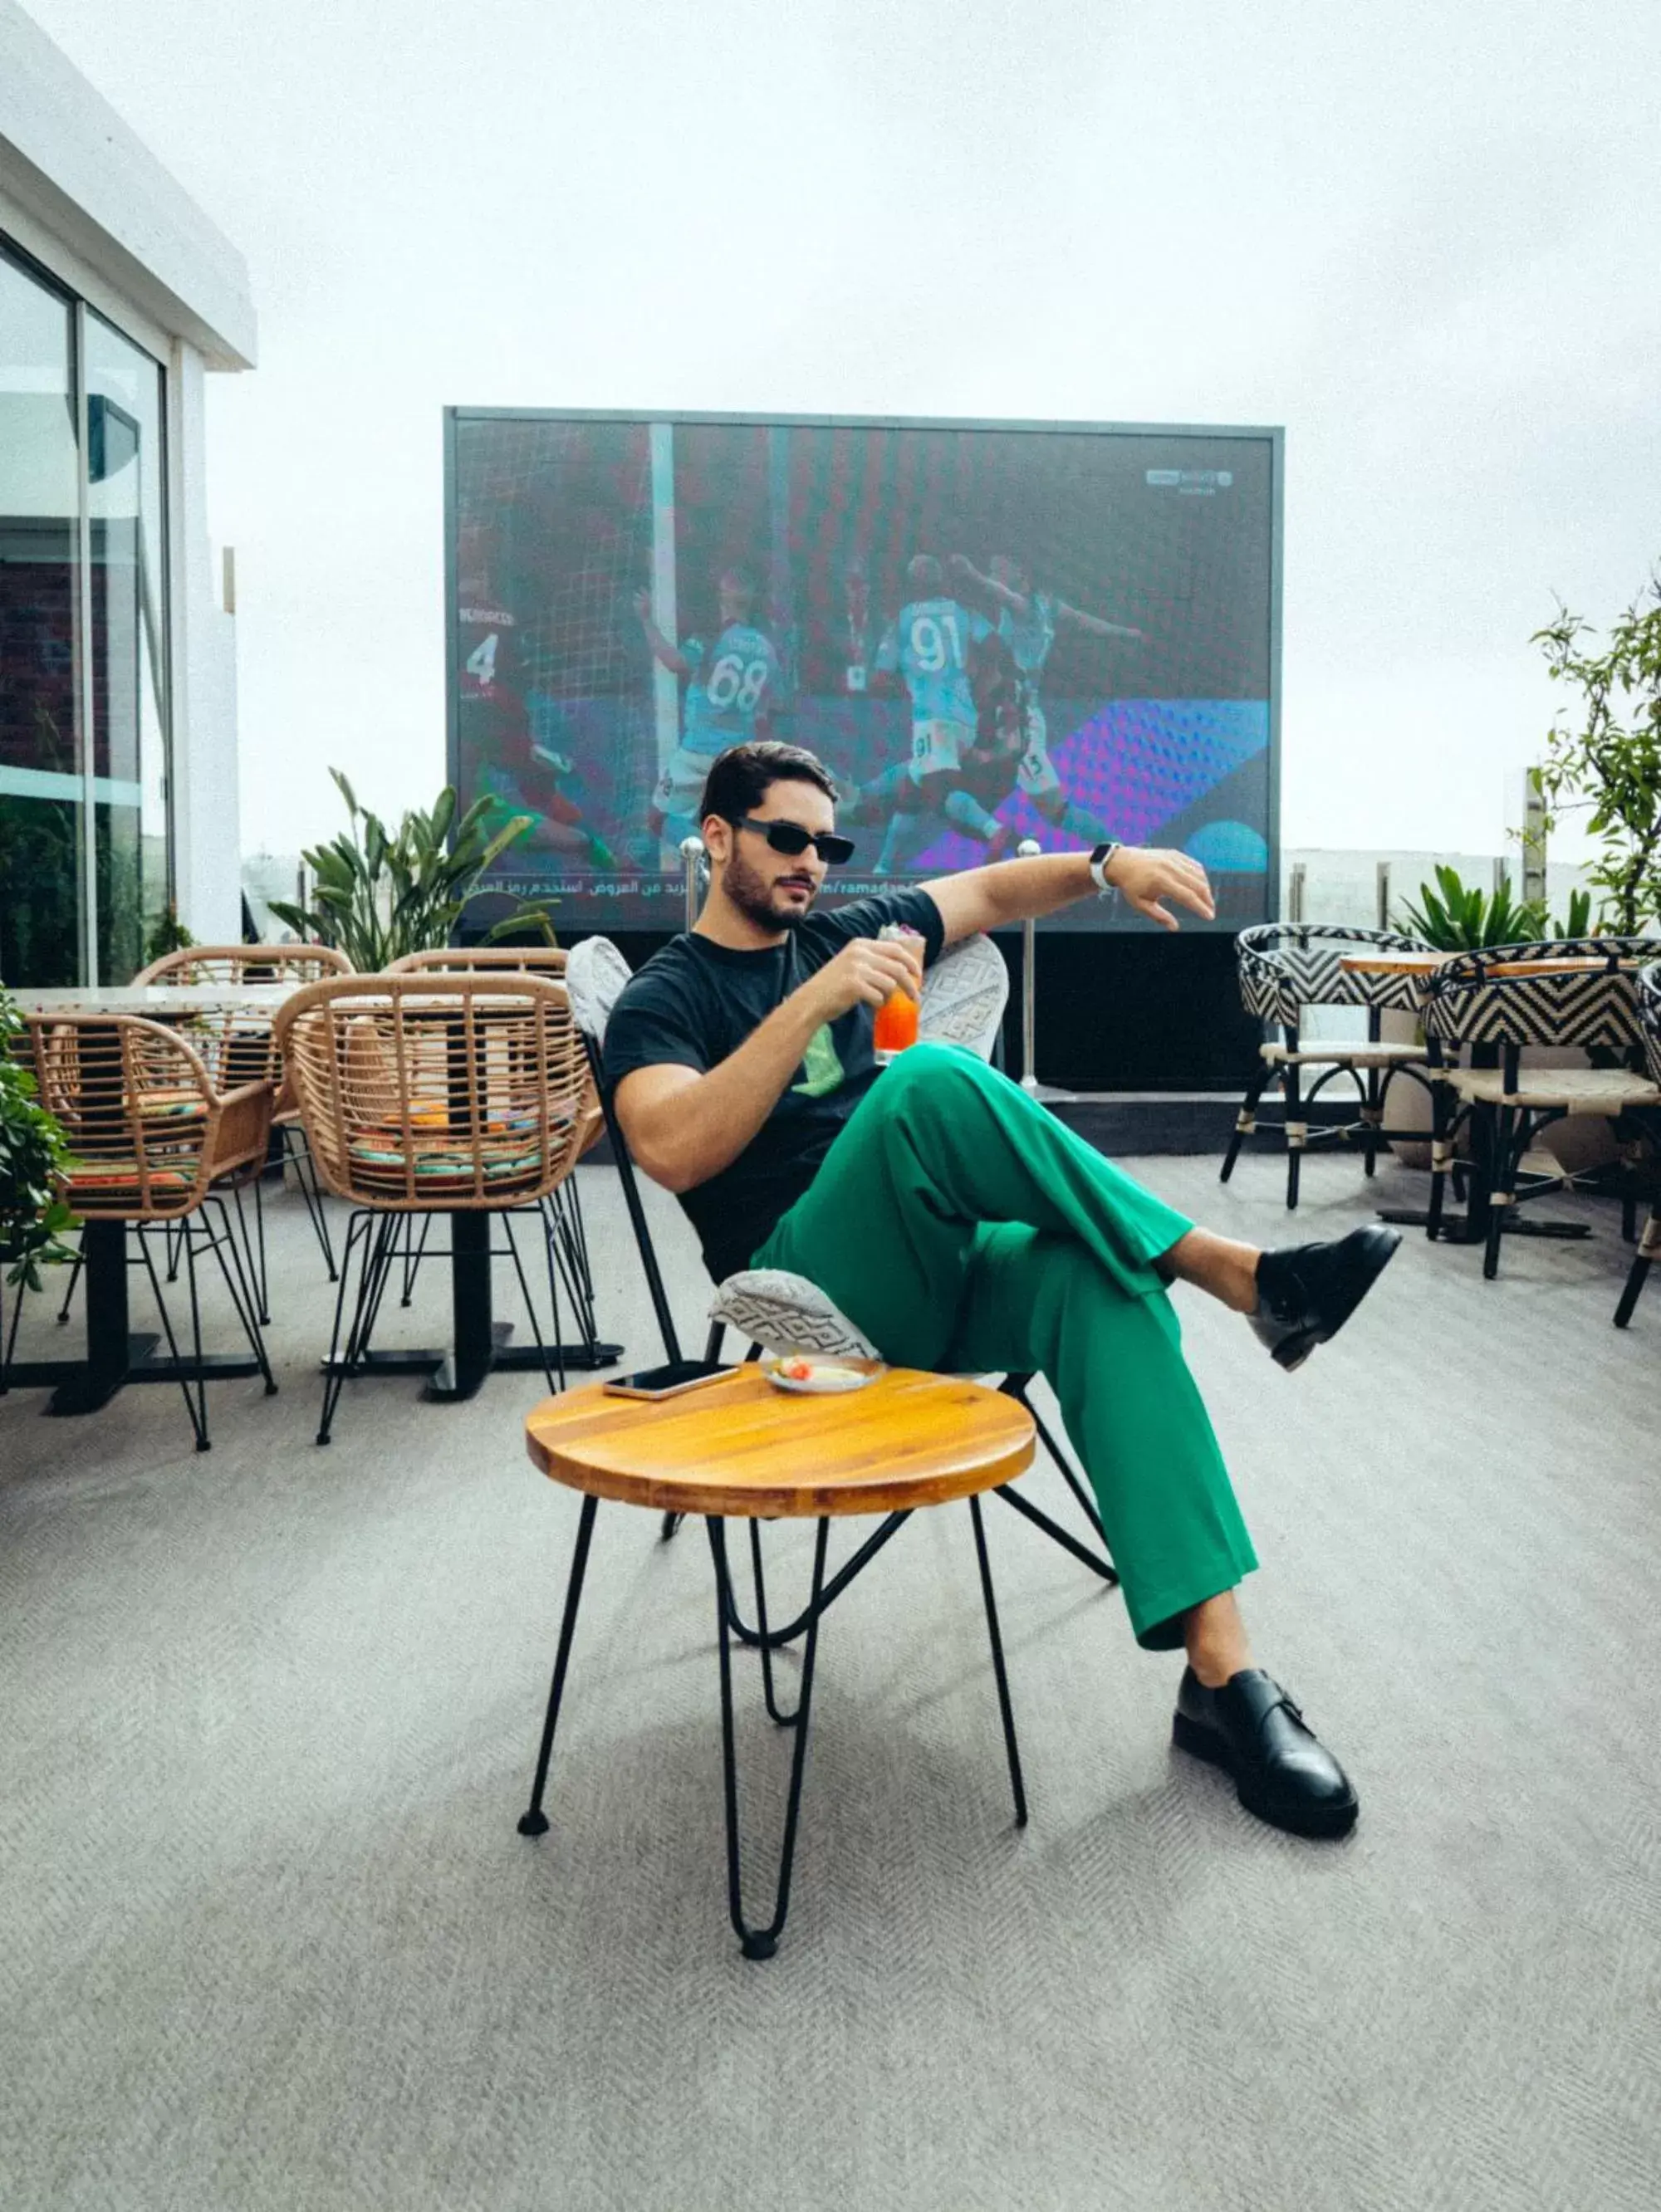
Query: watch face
1090 842 1115 867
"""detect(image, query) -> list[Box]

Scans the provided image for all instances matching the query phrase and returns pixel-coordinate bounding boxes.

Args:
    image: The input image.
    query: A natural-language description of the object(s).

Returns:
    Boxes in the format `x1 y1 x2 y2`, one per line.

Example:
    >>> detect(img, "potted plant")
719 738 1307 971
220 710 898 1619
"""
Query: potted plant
267 770 555 965
0 983 76 1367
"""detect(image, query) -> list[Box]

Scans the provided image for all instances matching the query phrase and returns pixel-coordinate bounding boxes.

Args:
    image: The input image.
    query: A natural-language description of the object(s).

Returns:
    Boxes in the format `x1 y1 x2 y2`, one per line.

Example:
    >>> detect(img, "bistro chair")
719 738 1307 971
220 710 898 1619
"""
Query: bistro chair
274 972 591 1441
563 932 1119 1594
385 948 607 1360
134 943 355 1296
1613 961 1661 1329
1421 939 1661 1281
1222 922 1438 1209
22 1012 276 1449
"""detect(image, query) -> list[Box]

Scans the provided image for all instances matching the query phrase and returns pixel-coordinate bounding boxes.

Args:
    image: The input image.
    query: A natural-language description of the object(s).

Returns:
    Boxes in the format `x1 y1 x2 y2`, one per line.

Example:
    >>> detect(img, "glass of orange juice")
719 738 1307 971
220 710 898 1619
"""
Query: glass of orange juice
873 925 923 1064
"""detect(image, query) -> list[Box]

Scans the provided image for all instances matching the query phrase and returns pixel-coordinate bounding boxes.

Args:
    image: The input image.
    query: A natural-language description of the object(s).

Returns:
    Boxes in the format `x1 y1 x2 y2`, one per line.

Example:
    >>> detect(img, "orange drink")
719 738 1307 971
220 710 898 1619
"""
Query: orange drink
873 924 923 1064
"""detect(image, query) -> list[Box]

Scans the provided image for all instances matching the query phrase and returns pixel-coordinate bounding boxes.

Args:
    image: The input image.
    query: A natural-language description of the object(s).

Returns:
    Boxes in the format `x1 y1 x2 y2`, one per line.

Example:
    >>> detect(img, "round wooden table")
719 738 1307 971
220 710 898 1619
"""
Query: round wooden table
517 1367 1037 1959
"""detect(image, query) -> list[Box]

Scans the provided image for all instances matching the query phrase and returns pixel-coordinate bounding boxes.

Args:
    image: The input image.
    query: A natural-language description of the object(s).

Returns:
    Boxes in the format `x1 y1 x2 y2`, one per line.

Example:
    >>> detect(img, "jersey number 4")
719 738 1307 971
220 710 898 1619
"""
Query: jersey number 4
464 632 498 686
706 653 769 712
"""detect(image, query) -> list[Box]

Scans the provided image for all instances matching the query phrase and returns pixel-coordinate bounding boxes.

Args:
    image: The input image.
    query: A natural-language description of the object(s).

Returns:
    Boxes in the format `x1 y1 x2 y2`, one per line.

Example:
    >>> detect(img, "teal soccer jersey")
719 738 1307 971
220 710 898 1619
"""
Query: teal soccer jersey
998 590 1057 681
875 597 988 727
680 623 783 756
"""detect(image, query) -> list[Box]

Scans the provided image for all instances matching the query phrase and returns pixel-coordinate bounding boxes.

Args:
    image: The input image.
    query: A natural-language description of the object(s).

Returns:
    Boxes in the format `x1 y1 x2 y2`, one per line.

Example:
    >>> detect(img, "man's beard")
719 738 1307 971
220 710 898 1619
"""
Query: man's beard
723 847 816 930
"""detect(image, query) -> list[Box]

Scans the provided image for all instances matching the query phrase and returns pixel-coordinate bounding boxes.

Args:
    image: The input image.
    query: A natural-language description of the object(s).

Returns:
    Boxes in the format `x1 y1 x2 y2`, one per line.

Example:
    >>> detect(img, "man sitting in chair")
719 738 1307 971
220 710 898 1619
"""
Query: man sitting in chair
605 740 1399 1840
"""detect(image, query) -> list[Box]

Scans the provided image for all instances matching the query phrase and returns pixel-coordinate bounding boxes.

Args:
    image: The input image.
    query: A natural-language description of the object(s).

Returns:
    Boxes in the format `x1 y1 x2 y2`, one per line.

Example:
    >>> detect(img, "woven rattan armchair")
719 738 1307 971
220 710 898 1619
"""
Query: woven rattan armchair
1421 938 1661 1280
1222 922 1438 1208
22 1012 276 1447
134 943 355 1288
274 971 592 1439
383 947 606 1352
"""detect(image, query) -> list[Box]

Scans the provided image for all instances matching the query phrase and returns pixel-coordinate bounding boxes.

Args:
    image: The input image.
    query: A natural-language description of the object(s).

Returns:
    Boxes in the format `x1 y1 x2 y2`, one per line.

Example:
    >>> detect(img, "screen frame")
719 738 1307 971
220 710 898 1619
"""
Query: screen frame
442 407 1284 927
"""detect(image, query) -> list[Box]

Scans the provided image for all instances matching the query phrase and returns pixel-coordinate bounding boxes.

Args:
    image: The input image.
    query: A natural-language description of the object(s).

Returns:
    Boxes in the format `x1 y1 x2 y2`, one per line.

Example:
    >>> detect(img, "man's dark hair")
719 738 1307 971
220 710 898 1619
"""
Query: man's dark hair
699 741 840 825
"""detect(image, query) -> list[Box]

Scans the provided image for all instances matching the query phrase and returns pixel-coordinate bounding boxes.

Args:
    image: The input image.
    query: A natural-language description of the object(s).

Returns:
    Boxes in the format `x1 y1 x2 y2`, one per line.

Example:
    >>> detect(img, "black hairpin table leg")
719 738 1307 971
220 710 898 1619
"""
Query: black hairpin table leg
708 1514 829 1960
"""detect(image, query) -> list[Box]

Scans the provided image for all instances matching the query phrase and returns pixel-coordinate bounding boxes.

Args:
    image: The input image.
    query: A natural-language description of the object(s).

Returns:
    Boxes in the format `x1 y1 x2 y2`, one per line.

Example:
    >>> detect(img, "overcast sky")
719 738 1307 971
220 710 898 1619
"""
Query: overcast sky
24 0 1661 864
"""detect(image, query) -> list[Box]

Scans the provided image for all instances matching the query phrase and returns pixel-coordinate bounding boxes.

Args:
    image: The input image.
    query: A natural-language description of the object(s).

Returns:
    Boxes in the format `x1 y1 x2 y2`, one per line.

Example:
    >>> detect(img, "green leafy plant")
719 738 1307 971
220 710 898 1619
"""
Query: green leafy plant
144 900 195 965
0 985 76 1292
1395 864 1547 952
1551 886 1593 941
267 771 554 969
1531 580 1661 936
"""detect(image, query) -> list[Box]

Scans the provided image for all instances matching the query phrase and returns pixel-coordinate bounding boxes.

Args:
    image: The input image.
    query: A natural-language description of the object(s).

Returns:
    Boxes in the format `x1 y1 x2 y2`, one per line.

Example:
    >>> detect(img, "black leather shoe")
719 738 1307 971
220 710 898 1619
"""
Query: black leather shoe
1173 1666 1359 1838
1250 1225 1400 1373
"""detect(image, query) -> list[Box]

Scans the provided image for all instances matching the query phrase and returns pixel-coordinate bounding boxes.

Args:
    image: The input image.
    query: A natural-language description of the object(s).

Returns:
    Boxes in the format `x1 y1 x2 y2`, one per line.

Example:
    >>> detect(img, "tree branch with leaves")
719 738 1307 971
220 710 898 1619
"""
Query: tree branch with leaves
1531 578 1661 937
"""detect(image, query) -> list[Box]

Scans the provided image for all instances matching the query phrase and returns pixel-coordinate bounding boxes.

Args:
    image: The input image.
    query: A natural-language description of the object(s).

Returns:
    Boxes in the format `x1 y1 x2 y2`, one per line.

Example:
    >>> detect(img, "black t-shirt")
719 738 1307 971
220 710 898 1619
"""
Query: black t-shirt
603 888 946 1284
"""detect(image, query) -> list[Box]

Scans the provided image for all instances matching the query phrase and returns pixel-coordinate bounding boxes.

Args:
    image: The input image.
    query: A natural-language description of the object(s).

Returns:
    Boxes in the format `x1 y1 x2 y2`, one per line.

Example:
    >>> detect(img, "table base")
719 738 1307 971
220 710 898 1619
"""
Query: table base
1375 1207 1592 1245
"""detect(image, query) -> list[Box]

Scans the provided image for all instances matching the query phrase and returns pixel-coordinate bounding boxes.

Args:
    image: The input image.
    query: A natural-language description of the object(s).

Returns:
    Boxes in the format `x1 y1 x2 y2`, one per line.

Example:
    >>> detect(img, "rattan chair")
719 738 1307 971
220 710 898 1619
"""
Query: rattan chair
1614 962 1661 1329
22 1012 276 1448
1222 923 1438 1208
274 971 591 1441
385 947 605 1350
1422 939 1661 1280
134 943 355 1293
565 932 1118 1592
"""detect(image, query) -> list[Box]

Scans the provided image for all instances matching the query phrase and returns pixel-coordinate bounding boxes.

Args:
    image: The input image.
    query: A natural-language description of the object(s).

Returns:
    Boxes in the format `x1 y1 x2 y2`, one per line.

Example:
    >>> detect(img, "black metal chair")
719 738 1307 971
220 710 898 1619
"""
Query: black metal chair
1420 940 1661 1280
1614 960 1661 1329
1223 923 1438 1208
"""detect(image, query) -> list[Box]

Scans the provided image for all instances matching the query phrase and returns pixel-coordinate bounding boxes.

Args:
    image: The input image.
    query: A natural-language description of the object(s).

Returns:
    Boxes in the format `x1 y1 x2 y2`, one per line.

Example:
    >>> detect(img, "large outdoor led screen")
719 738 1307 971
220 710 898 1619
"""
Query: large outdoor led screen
445 411 1280 930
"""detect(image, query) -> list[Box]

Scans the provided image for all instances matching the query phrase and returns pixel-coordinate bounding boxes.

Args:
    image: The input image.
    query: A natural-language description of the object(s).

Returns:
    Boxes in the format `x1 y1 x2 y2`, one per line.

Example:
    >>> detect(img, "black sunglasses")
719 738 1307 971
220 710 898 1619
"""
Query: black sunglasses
728 815 856 867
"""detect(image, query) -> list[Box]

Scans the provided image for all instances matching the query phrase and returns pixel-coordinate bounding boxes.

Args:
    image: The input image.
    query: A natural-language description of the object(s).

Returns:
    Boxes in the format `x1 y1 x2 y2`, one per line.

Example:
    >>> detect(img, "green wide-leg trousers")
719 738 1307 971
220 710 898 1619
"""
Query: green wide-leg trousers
754 1044 1258 1647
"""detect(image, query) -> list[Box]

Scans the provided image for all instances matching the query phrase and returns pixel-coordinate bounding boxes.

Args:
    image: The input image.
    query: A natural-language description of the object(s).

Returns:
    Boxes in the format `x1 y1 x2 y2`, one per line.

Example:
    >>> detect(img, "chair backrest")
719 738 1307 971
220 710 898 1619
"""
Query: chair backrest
131 944 354 1089
918 933 1007 1062
134 944 354 985
1423 937 1661 1050
386 947 569 977
273 973 589 1211
1638 962 1661 1089
26 1014 220 1218
1235 922 1435 1027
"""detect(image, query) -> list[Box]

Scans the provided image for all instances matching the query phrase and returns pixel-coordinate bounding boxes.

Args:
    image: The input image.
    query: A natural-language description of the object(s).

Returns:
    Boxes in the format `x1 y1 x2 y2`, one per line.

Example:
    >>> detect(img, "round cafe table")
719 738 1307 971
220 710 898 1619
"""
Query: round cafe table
517 1365 1036 1958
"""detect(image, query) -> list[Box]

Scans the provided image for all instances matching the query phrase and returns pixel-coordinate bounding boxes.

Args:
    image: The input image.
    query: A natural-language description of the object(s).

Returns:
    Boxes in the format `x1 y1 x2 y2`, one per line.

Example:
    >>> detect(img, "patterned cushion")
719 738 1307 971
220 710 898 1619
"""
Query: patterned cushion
918 935 1007 1061
709 1270 879 1359
1637 962 1661 1088
566 937 634 1047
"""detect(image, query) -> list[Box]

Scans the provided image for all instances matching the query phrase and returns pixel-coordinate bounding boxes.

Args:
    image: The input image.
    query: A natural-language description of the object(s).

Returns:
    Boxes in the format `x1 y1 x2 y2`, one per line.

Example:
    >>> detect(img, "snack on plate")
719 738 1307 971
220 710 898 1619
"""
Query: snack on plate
759 1351 883 1393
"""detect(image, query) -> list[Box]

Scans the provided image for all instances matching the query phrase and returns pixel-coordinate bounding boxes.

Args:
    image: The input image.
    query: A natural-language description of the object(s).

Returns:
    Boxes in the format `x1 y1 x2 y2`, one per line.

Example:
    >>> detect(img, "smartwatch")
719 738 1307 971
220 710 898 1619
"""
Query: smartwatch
1088 840 1123 898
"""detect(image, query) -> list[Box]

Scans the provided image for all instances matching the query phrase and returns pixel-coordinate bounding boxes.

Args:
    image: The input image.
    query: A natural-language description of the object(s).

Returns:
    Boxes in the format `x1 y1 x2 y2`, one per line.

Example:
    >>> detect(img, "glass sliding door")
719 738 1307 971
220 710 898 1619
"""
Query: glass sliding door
86 313 169 982
0 245 84 986
0 242 172 987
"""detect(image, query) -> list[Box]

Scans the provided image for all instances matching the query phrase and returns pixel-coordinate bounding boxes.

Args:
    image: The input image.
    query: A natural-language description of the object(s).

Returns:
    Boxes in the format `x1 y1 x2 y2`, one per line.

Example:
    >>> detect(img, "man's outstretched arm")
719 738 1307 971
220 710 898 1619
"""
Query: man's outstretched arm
632 589 693 679
615 935 924 1194
923 845 1215 942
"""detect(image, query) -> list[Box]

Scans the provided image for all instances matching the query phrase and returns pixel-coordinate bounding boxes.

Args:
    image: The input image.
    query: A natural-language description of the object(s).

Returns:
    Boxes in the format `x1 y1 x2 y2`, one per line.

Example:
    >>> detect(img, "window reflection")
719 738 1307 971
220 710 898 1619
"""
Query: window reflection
0 246 83 986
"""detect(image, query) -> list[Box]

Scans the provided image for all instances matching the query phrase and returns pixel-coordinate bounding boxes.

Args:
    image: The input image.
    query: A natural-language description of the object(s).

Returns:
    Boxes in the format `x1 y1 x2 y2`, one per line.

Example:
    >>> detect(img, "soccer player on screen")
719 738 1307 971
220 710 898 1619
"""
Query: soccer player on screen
947 552 1144 844
458 541 617 868
867 554 1007 875
635 568 785 849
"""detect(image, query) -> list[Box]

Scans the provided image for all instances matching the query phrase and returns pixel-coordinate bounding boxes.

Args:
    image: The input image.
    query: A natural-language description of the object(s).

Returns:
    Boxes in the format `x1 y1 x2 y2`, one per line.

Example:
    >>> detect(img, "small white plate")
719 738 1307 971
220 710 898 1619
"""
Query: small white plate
759 1355 884 1395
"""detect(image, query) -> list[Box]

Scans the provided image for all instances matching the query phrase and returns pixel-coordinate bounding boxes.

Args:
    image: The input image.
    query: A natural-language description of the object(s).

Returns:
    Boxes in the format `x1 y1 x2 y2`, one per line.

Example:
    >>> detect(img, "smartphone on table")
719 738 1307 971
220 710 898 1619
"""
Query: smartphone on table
603 1360 733 1402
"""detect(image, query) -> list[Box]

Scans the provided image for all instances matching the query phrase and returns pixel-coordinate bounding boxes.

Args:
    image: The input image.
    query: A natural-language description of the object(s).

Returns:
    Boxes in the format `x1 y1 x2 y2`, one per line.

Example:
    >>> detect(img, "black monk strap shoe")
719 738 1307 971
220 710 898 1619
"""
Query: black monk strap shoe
1249 1224 1401 1373
1173 1666 1360 1839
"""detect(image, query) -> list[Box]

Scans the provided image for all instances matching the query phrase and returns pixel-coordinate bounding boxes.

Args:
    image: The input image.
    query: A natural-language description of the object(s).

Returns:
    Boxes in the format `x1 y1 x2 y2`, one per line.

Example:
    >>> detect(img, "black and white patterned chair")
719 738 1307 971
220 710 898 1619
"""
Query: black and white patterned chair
1422 938 1661 1281
1222 922 1438 1209
566 930 1115 1578
1613 960 1661 1329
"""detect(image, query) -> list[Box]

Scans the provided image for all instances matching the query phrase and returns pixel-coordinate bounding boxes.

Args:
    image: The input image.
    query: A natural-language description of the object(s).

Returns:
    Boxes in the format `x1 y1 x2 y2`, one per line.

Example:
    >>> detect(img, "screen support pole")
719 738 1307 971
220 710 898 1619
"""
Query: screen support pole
681 836 705 932
1017 838 1041 1090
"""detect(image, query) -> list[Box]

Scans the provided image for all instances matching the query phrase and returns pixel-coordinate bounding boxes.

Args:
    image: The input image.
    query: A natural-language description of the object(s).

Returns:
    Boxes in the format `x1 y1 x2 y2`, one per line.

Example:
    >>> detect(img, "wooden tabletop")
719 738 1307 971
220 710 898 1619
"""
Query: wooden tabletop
525 1366 1036 1520
19 984 298 1014
1338 952 1639 980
